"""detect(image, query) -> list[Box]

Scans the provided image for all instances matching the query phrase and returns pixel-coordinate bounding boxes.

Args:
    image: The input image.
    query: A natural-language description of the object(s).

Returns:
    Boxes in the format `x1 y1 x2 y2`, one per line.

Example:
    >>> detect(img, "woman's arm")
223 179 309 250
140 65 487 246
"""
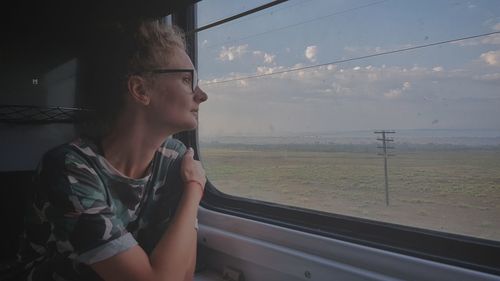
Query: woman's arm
183 242 197 281
91 148 205 281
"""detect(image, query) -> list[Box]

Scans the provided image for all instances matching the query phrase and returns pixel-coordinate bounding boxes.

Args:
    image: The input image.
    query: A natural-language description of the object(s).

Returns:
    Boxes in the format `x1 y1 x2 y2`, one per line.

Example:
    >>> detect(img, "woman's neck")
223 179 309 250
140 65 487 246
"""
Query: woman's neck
100 114 171 179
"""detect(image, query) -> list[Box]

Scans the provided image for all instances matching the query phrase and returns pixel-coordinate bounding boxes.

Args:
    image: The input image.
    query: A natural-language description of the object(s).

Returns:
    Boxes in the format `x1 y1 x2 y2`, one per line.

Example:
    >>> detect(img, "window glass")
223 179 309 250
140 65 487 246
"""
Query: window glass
196 0 274 27
196 0 500 241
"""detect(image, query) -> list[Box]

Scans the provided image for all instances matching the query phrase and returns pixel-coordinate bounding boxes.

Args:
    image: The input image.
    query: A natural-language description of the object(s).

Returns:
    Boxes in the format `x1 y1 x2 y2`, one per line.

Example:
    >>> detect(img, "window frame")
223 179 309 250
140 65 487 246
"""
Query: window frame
174 1 500 276
201 182 500 275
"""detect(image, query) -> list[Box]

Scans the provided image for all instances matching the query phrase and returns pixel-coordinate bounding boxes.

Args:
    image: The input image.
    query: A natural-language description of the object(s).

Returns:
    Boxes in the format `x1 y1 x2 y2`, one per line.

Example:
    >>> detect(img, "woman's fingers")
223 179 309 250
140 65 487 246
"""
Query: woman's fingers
181 147 206 186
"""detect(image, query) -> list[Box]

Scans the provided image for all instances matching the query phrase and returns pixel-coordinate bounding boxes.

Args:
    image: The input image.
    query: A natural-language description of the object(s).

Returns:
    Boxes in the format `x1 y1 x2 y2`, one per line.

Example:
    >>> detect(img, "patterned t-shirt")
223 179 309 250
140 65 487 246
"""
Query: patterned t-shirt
17 137 187 281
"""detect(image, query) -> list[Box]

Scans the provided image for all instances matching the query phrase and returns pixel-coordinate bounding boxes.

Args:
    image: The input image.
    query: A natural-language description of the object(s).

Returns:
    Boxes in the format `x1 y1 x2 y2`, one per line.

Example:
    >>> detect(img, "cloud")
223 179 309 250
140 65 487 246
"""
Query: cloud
253 50 276 65
485 35 500 46
343 44 413 55
264 53 276 64
305 45 318 62
344 46 384 54
384 88 403 99
218 44 248 61
454 34 500 46
474 73 500 81
256 65 285 75
480 50 500 66
453 23 500 46
384 81 411 99
238 80 248 87
432 66 444 72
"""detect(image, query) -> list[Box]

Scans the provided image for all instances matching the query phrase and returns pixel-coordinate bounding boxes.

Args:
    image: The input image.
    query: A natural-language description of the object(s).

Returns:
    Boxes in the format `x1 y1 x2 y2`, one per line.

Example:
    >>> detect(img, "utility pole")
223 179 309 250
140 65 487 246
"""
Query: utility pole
374 130 395 206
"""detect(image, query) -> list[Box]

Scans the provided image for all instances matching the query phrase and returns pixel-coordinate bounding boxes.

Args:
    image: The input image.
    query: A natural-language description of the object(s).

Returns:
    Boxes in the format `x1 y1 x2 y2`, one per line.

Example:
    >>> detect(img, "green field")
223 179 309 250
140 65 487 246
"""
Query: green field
200 145 500 241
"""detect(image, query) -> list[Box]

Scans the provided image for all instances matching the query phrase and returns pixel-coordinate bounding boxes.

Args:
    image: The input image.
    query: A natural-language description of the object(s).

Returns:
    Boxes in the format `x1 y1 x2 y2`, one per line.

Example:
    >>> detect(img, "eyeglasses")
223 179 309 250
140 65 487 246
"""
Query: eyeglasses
139 69 198 92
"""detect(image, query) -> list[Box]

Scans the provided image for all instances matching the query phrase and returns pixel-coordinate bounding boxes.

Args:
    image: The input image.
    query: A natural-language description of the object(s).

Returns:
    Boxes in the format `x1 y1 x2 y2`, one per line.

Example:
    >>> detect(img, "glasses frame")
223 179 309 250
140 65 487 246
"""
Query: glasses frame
138 69 198 92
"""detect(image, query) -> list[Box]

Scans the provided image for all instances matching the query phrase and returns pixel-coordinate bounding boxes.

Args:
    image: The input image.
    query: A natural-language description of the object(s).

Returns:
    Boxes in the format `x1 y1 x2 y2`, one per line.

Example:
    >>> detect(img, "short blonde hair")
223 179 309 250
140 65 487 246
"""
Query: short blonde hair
129 20 186 73
79 20 187 139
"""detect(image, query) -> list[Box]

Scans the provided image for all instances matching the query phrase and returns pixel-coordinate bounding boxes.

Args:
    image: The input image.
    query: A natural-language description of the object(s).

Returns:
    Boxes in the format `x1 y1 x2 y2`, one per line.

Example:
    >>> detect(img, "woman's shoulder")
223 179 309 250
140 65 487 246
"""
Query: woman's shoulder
156 138 187 160
41 138 98 167
38 138 102 187
37 138 105 195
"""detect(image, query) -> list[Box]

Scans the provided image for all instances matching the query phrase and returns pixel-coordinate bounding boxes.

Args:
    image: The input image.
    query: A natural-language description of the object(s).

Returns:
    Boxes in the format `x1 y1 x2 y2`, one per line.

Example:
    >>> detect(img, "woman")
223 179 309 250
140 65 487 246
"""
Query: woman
18 20 208 281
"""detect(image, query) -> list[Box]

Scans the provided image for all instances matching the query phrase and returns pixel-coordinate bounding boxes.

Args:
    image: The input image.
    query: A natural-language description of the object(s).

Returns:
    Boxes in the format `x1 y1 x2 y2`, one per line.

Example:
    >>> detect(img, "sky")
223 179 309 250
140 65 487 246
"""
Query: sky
195 0 500 138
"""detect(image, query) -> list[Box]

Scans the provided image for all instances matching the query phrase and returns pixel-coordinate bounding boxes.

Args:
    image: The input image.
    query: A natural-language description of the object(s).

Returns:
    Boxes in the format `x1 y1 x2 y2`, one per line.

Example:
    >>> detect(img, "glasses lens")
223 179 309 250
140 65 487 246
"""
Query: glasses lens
193 70 198 92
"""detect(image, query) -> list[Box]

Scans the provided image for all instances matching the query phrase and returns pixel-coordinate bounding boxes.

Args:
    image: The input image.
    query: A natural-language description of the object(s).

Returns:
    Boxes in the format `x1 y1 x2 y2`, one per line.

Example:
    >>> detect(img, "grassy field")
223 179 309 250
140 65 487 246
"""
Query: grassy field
200 145 500 241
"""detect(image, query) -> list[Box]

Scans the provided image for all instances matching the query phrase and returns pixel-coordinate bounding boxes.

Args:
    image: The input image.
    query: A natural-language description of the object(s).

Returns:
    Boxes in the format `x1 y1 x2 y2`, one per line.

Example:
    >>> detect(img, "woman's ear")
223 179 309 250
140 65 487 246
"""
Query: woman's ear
127 75 151 106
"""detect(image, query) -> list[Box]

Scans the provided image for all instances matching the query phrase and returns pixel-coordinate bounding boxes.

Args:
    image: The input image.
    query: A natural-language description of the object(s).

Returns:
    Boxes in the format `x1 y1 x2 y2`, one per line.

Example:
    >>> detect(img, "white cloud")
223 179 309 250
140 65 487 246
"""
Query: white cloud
481 34 500 45
264 53 276 64
256 66 284 75
432 66 444 72
454 24 500 46
343 44 413 55
253 50 276 65
327 64 336 71
474 73 500 81
305 45 318 62
480 50 500 66
293 63 305 68
384 89 402 99
238 80 248 87
218 44 248 61
384 81 411 99
330 82 352 96
344 46 384 54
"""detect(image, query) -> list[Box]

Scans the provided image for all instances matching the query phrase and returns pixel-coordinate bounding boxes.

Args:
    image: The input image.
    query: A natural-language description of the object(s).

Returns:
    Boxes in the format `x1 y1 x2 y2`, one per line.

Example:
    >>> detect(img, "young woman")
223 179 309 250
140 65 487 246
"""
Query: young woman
18 20 208 281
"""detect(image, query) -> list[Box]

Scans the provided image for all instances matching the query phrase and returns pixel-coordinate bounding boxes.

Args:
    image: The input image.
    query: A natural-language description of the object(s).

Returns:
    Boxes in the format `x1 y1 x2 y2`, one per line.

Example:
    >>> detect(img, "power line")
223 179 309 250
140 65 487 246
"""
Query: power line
194 0 289 34
200 31 500 86
201 0 389 50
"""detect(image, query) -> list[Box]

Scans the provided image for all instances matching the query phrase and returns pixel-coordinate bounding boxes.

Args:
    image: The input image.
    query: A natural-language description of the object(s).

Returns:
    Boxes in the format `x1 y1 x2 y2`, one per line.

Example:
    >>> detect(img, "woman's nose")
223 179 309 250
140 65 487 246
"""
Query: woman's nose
194 87 208 103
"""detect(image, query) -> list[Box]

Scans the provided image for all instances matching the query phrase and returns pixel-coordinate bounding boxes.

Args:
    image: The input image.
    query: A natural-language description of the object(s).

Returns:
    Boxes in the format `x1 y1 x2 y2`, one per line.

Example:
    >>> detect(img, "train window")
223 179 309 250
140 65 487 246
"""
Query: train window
196 0 500 242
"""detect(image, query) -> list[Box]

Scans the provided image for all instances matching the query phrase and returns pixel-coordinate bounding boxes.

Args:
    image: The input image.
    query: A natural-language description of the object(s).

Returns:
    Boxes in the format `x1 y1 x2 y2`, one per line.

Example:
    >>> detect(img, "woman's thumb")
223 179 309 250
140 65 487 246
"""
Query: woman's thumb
185 147 194 157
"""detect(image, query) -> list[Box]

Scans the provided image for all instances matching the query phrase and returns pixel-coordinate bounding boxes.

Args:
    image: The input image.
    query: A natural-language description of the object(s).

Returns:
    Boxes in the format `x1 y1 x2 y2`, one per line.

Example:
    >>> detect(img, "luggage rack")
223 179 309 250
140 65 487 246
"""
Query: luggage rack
0 105 91 124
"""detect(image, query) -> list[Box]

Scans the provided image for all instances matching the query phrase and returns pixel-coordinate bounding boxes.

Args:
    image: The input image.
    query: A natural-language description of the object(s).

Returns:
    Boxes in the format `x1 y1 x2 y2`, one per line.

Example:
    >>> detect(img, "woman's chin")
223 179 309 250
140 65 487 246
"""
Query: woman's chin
181 120 198 131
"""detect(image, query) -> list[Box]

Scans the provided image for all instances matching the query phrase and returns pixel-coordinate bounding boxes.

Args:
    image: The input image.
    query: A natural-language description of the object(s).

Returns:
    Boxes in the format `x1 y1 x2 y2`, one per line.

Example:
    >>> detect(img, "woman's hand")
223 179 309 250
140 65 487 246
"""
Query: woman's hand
180 148 206 199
